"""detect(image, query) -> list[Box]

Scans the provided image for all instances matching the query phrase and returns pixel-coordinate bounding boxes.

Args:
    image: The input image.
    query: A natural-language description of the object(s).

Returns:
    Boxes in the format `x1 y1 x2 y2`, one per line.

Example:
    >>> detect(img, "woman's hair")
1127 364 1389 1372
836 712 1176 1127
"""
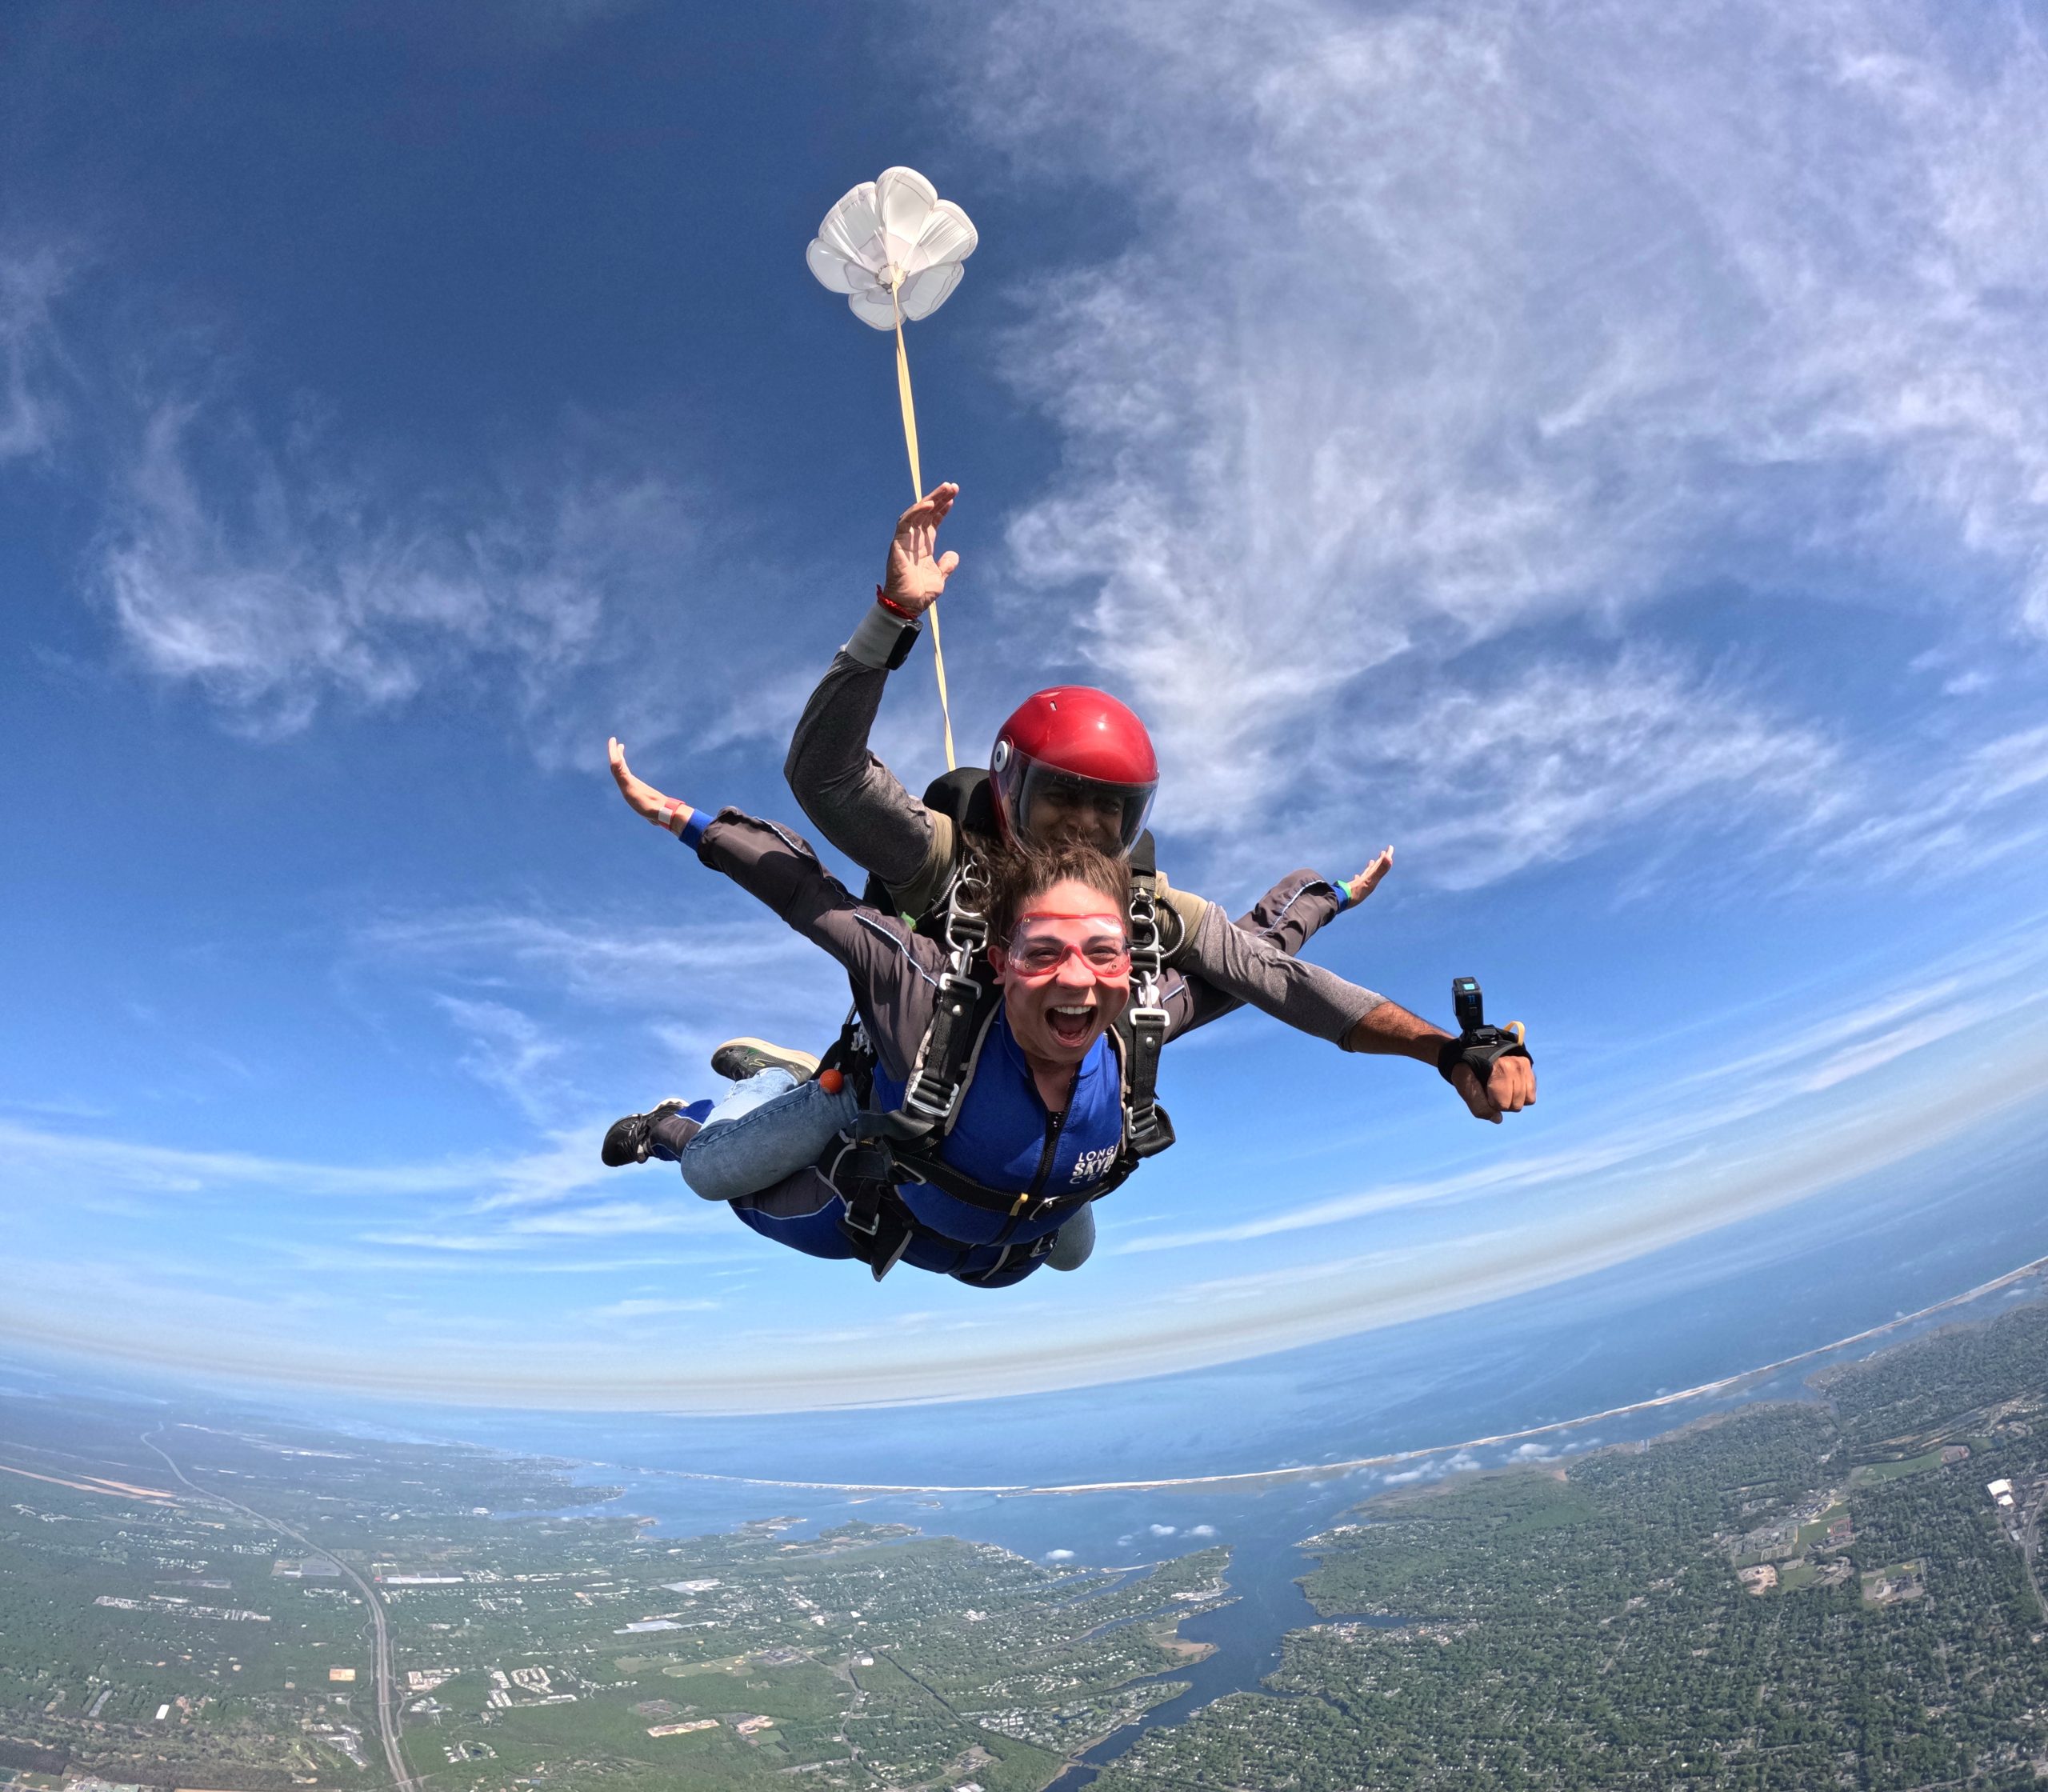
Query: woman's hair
983 836 1131 944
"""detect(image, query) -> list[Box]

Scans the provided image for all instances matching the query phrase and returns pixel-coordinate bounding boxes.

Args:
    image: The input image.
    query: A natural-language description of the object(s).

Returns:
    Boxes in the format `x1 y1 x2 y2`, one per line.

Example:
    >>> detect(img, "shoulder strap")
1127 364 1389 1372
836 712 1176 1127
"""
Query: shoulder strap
1117 869 1176 1161
857 847 998 1136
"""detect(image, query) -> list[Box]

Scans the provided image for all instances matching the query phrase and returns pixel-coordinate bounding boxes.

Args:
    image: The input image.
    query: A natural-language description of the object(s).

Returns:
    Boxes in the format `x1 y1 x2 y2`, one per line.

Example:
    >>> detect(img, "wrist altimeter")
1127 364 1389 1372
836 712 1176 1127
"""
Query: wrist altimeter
1438 975 1531 1091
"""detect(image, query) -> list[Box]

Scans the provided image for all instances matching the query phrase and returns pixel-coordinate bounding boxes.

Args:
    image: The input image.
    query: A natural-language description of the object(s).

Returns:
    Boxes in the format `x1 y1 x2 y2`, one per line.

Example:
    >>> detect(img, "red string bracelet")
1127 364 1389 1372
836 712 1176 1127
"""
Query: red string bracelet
875 584 918 621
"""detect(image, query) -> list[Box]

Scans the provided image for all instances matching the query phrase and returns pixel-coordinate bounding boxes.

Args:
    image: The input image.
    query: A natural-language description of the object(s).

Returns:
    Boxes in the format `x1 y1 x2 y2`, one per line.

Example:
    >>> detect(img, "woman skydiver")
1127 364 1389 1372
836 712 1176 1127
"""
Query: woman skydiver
594 773 1231 1285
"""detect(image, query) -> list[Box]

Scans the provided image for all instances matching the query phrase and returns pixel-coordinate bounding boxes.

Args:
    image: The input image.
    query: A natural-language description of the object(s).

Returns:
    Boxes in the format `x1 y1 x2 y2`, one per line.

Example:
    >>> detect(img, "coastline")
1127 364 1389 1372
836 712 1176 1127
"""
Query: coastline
577 1253 2048 1498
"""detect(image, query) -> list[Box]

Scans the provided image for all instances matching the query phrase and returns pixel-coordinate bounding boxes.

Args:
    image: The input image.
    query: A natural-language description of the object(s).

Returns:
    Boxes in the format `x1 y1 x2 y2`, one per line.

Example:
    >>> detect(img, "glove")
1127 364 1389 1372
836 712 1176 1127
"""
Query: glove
1438 1024 1531 1096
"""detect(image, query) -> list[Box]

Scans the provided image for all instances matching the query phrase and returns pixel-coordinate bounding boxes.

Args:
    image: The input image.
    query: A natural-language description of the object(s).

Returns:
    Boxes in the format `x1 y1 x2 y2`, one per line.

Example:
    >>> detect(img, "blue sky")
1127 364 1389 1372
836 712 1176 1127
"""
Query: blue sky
5 0 2048 1413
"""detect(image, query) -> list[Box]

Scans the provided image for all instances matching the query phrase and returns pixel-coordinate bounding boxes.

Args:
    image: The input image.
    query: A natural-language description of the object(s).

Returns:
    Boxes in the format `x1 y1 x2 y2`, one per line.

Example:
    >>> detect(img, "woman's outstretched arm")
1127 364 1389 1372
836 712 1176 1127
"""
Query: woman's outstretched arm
606 738 940 1083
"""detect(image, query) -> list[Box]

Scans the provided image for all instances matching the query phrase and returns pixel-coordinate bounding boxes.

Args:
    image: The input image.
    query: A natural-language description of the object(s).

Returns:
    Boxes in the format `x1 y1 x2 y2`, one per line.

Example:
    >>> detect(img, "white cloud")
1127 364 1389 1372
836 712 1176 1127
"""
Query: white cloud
0 243 72 462
586 1296 722 1321
1350 652 1842 887
355 900 849 1138
1818 721 2048 880
1801 1006 1982 1092
364 908 818 1012
504 1200 722 1238
960 0 2048 879
1045 1547 1075 1561
434 995 572 1125
96 398 702 739
1148 1522 1177 1536
0 1115 552 1204
1187 1523 1217 1537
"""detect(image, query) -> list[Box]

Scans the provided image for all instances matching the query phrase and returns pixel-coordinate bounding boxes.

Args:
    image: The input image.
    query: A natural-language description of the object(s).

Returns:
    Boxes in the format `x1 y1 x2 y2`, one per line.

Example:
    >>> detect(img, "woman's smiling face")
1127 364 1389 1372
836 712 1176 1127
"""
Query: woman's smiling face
990 876 1133 1070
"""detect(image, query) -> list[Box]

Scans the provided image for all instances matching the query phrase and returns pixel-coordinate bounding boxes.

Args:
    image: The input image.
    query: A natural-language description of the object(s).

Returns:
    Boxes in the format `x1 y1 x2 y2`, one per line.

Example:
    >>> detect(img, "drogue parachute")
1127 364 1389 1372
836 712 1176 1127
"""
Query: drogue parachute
806 166 978 770
806 166 978 330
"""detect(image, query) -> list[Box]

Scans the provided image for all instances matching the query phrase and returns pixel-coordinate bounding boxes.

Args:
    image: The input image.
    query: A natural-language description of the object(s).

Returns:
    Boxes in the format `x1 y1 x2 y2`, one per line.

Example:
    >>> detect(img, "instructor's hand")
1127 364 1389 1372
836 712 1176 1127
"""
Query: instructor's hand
882 482 960 618
1450 1052 1537 1125
608 738 688 833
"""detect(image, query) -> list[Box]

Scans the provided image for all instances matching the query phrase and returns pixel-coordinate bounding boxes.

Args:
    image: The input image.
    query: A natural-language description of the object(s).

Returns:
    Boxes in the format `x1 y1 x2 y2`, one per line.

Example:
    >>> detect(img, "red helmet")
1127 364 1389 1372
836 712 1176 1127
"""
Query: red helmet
990 687 1159 855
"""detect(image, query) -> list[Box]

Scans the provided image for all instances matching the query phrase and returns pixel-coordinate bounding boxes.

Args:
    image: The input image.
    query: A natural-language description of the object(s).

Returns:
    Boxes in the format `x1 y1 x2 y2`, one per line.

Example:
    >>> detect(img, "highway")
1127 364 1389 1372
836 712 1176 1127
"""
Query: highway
140 1430 417 1792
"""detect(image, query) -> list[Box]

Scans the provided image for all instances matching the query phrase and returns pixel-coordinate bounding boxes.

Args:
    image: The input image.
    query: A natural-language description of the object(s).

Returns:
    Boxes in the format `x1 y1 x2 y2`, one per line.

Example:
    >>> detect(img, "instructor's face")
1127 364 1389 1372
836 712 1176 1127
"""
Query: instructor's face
1026 782 1126 854
994 878 1132 1070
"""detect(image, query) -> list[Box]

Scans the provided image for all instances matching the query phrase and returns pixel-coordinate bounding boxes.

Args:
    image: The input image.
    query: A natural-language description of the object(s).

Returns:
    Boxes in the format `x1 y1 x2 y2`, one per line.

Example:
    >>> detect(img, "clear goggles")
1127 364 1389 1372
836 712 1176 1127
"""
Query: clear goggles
1002 912 1133 981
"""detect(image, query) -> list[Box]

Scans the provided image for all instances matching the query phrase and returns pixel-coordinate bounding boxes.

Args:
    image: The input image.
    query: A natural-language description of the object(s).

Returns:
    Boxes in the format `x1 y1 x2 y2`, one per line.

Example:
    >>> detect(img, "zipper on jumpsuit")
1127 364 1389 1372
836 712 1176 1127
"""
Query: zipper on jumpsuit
955 1074 1074 1274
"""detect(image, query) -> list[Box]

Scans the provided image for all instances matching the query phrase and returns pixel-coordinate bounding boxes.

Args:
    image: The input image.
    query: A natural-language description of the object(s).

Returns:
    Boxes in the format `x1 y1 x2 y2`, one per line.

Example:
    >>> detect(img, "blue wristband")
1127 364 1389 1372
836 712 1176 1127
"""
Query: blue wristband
678 808 711 850
1330 877 1353 912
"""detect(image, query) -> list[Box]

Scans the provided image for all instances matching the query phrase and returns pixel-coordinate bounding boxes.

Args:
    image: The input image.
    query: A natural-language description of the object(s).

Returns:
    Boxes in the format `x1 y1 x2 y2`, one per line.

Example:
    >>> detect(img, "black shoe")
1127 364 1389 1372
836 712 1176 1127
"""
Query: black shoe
602 1098 697 1167
710 1038 821 1083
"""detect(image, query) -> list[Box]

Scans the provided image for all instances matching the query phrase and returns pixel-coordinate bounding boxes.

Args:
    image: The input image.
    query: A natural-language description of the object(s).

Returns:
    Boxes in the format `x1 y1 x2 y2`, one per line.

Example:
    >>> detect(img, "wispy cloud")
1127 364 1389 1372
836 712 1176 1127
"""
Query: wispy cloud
96 398 702 740
0 242 72 462
1352 652 1842 887
1124 919 2048 1256
353 898 846 1136
586 1295 721 1322
363 907 818 1010
434 995 571 1122
961 0 2048 884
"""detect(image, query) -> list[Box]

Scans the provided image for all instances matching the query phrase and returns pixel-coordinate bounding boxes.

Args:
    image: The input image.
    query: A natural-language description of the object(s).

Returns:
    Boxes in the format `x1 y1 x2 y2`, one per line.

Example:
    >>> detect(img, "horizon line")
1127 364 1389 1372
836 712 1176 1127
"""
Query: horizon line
598 1252 2048 1498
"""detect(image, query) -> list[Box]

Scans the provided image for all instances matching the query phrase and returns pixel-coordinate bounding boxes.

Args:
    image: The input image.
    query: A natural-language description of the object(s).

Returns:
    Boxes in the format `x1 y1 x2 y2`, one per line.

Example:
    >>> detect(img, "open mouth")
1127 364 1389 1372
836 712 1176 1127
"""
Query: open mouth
1046 1002 1096 1047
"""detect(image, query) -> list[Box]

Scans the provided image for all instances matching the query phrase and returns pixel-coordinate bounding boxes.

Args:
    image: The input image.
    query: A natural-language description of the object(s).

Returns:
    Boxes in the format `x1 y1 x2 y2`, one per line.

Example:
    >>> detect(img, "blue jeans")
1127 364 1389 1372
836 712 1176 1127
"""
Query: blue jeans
686 1070 1098 1275
678 1069 859 1203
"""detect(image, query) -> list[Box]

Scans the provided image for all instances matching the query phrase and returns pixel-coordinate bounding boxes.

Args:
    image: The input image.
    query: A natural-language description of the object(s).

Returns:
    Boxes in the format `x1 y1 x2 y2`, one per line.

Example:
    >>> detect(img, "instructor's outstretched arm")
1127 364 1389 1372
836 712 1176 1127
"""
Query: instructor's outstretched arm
1343 1001 1538 1125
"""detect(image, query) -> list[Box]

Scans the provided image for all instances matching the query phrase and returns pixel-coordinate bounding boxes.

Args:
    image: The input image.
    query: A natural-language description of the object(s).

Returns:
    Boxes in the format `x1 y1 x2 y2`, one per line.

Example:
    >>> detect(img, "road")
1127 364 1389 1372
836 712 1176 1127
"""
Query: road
2018 1482 2046 1628
140 1430 417 1792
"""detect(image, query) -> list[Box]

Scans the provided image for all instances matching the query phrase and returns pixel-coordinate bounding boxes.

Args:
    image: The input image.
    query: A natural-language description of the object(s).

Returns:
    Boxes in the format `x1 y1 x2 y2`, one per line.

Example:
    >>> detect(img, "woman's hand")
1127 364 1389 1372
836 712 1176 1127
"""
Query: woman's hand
1346 846 1394 905
881 482 961 618
609 738 690 834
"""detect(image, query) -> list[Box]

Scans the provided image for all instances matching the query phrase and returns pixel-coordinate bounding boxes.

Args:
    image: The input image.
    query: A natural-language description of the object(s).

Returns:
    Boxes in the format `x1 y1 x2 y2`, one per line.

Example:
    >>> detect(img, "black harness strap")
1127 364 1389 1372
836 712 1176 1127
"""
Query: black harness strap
870 853 994 1135
1116 866 1176 1162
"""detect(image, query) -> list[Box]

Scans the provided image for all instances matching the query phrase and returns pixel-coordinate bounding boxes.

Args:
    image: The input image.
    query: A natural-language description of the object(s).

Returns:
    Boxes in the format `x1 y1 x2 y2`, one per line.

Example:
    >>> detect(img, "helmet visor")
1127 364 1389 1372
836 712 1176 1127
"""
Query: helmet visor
1000 754 1157 856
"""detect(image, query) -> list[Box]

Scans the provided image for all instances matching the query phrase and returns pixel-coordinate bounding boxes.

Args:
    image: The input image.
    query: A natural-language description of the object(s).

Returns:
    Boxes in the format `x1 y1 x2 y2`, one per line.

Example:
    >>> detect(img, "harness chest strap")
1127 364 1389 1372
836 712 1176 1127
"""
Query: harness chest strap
1118 869 1175 1160
895 851 994 1127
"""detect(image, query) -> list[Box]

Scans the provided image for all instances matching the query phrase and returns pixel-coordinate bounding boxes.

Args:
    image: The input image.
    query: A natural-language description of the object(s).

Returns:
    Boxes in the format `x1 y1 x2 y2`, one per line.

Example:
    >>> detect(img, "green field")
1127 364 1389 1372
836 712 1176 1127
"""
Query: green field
1850 1449 1947 1485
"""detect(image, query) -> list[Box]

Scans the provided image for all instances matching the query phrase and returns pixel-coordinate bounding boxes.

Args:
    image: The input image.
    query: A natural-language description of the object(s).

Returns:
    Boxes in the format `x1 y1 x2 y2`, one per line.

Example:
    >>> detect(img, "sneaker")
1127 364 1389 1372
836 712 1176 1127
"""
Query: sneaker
710 1038 821 1084
602 1098 700 1168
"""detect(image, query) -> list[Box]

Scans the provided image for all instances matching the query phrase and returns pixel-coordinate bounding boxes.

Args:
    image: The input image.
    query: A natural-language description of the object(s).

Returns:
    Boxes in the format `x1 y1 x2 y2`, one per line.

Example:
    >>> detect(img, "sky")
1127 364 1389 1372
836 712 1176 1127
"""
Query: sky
4 0 2048 1414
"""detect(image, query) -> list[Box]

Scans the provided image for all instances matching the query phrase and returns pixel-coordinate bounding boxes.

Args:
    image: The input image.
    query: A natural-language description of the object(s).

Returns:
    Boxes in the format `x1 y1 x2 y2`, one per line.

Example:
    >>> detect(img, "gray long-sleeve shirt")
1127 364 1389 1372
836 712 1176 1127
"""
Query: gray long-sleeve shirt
783 608 1386 1045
